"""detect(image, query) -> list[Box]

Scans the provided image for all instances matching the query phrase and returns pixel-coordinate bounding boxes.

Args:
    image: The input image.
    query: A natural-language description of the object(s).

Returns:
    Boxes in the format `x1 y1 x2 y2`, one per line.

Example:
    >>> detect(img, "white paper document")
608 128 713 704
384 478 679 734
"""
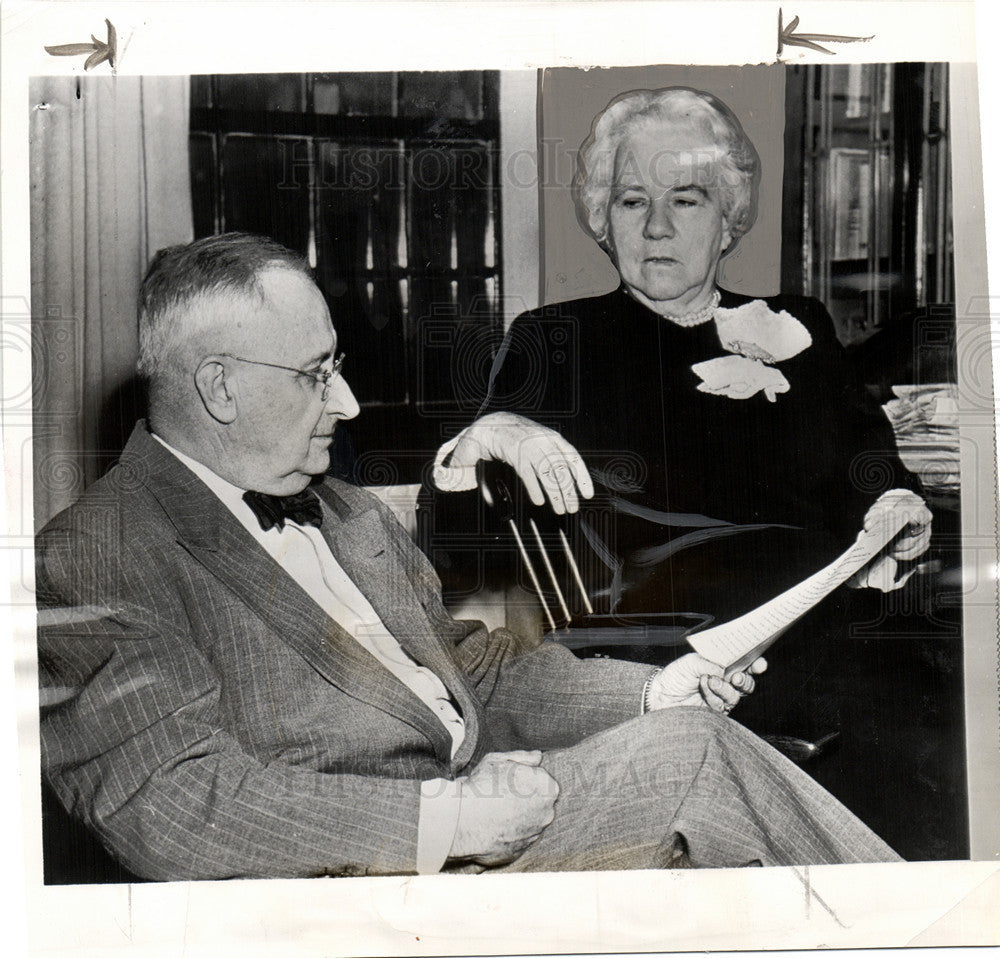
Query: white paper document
687 492 915 674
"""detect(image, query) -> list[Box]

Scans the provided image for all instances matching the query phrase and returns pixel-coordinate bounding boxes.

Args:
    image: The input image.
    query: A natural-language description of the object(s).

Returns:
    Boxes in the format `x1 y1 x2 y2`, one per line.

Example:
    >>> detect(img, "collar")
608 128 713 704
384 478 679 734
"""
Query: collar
151 433 257 523
121 421 354 550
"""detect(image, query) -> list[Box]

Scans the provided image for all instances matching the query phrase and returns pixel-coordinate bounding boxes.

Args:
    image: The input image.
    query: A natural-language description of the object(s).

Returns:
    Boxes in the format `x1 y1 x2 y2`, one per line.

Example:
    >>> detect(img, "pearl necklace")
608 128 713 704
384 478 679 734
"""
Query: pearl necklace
662 289 721 328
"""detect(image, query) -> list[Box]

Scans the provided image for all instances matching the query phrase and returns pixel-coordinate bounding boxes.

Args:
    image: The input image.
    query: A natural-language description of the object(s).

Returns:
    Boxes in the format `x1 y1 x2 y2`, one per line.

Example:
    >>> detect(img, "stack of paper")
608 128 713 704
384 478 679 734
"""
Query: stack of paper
883 383 959 494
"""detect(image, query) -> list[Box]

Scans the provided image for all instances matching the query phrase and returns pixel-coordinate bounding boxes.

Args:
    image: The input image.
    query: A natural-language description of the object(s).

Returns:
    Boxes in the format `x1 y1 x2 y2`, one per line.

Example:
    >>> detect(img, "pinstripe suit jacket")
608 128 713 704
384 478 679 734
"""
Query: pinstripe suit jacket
37 423 653 880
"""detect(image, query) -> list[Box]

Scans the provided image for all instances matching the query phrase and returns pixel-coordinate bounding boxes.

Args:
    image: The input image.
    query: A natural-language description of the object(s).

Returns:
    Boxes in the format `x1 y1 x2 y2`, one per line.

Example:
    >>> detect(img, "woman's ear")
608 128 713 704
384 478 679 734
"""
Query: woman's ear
194 357 237 424
721 217 734 253
601 225 618 263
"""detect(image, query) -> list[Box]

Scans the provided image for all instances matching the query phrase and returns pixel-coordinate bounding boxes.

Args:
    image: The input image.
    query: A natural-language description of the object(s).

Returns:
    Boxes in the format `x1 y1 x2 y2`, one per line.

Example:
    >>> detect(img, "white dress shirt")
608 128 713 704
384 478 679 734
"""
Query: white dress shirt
153 436 463 871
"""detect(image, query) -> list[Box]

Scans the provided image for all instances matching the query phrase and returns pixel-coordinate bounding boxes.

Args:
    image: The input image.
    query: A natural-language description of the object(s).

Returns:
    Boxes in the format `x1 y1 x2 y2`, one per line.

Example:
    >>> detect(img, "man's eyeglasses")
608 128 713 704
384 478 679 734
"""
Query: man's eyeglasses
224 352 346 403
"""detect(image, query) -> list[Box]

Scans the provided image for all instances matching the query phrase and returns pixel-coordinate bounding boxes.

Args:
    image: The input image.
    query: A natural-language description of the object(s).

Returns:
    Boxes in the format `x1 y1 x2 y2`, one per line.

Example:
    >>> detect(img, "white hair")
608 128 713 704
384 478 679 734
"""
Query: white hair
574 87 761 247
137 233 312 415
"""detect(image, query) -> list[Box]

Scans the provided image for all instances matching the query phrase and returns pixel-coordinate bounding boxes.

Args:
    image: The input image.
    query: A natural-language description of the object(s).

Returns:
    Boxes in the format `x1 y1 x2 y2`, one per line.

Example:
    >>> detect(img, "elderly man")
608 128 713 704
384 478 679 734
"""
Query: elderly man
36 233 901 881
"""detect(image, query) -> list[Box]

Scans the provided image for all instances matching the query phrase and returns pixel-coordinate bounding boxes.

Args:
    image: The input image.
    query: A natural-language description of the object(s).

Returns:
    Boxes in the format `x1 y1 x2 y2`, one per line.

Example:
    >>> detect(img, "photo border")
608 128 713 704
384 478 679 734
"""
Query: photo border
2 2 997 955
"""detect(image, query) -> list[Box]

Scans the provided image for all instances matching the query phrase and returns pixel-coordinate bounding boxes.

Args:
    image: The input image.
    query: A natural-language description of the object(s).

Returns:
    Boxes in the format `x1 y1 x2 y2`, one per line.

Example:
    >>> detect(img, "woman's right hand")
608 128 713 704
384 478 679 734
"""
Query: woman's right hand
432 412 594 515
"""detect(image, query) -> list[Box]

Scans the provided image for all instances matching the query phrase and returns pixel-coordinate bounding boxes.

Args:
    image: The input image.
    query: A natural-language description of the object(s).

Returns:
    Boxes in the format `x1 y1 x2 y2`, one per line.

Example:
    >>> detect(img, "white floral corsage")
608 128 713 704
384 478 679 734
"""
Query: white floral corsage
691 300 812 402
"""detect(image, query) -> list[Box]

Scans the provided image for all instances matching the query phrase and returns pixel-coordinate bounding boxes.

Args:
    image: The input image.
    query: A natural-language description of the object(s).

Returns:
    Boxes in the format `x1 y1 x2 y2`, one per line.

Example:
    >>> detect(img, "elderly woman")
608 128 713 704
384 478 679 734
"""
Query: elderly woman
434 87 931 624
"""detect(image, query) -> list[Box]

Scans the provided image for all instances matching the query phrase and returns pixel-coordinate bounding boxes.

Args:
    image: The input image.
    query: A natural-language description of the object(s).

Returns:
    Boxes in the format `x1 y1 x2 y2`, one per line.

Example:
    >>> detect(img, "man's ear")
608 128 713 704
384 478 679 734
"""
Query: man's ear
194 357 237 424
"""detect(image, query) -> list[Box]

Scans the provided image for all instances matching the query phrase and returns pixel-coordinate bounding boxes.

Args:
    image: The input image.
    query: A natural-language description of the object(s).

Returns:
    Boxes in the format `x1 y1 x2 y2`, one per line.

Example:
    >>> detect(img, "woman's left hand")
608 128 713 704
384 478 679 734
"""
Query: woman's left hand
863 488 933 561
848 489 933 592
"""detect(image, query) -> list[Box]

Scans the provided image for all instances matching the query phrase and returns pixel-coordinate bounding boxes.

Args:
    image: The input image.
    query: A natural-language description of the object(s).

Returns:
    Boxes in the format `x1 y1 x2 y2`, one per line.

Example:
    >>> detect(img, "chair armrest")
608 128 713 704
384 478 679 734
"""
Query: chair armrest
364 484 423 540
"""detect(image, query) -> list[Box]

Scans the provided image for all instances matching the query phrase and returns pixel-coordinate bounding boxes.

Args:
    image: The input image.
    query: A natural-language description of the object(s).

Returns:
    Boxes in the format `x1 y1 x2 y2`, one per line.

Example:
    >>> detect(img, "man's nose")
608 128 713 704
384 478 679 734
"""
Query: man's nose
643 198 676 240
326 374 360 420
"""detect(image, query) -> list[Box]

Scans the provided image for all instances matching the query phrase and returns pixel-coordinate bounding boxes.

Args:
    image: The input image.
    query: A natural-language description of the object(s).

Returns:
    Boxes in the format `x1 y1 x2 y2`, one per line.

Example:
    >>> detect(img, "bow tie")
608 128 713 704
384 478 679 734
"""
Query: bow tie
243 488 323 532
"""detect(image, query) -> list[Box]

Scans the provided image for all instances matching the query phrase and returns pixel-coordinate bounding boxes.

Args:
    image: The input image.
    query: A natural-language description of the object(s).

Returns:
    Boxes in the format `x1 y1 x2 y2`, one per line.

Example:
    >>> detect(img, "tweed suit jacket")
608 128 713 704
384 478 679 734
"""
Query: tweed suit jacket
37 423 653 881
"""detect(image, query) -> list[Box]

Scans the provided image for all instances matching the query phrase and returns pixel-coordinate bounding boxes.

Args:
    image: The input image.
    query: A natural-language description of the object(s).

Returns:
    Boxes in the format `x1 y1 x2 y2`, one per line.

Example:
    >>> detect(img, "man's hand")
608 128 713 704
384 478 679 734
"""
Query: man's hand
432 412 594 515
448 750 559 866
645 652 767 714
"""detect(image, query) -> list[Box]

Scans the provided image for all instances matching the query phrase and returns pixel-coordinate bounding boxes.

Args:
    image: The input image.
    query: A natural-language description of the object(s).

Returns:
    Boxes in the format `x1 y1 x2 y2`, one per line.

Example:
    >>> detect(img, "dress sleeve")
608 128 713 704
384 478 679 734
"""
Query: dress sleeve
480 311 574 425
422 310 558 596
786 296 924 534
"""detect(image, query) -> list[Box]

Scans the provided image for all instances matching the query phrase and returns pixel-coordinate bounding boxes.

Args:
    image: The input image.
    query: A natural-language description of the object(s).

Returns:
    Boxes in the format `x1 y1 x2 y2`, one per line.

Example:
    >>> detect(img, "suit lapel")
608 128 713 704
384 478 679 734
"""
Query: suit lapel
128 425 457 760
316 485 483 767
317 501 447 669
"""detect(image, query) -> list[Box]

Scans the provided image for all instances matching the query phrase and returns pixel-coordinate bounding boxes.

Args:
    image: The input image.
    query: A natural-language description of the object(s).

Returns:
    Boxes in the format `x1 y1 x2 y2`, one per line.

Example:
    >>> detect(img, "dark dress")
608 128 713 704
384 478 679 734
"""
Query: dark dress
473 286 919 623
